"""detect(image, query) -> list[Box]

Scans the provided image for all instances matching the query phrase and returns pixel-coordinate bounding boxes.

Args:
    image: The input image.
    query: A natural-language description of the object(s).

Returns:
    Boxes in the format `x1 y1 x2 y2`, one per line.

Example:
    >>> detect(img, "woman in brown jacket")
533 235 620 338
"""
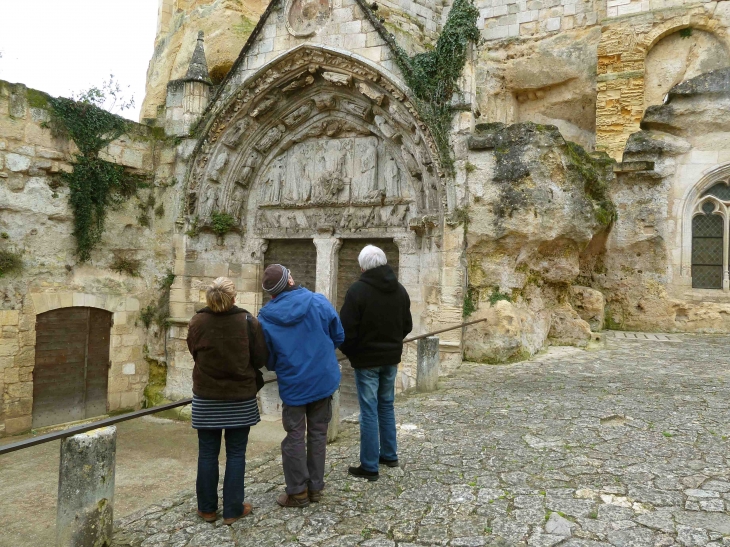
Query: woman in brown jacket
186 277 268 525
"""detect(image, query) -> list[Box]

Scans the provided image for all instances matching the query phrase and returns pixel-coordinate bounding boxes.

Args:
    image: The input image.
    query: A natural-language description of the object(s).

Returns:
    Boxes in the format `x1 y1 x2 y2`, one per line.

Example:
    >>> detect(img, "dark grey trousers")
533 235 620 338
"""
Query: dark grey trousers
281 396 332 495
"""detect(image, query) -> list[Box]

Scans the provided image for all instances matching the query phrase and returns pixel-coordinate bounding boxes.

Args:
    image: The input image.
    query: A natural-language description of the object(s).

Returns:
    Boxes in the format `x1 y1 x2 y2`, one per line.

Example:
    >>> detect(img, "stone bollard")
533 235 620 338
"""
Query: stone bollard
56 426 117 547
327 389 341 443
416 336 440 393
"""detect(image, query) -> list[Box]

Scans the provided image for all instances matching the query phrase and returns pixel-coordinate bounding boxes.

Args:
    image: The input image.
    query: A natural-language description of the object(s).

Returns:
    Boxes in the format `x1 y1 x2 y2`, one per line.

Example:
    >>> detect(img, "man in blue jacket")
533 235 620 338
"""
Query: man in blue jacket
258 264 344 508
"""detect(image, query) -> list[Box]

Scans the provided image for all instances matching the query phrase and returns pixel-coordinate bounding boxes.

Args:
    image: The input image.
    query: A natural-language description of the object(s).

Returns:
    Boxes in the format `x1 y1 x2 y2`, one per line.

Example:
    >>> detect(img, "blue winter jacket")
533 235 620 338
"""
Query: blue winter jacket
258 287 344 406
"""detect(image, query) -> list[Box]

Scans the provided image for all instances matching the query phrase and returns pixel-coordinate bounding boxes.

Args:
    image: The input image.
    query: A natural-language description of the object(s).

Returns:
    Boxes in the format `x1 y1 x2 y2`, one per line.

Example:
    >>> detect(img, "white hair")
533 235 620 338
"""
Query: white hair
358 245 387 271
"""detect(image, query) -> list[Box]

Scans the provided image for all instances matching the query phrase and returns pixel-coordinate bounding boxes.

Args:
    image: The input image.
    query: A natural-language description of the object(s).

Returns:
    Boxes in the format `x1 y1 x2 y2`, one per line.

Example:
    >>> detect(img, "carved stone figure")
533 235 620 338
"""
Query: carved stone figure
352 137 378 202
281 75 315 93
322 72 352 86
259 159 285 204
235 150 260 188
199 185 219 218
383 153 402 198
283 103 314 127
223 118 253 149
358 82 385 105
314 94 337 110
255 124 286 153
229 187 245 220
250 96 277 118
208 151 229 181
341 99 371 120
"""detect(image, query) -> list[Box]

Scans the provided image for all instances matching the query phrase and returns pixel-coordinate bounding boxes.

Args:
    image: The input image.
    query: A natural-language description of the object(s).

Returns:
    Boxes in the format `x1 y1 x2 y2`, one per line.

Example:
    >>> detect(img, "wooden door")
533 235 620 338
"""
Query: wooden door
263 239 317 303
336 239 399 417
32 307 112 428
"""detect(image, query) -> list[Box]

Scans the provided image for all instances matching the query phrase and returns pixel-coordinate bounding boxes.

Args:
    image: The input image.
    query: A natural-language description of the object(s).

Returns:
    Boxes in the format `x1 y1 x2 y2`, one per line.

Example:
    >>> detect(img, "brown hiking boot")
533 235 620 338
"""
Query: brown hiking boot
277 490 310 508
196 509 217 522
308 489 322 503
222 503 252 525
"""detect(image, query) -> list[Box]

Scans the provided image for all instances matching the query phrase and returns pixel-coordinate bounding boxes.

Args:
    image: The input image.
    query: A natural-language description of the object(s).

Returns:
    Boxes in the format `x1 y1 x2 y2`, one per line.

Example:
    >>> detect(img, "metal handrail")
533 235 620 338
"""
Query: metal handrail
0 318 486 456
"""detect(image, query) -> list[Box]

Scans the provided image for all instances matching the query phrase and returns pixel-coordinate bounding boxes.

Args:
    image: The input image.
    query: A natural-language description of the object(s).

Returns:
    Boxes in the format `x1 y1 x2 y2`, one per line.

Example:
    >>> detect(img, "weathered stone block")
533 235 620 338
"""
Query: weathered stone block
570 286 605 331
56 427 116 547
4 415 32 435
548 305 591 346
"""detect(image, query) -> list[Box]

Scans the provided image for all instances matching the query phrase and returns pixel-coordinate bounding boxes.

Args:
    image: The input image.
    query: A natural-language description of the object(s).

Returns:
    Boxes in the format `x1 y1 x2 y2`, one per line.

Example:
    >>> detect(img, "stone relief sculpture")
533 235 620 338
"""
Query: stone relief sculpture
229 187 245 220
199 184 219 218
235 150 260 188
259 158 285 204
189 48 442 233
223 118 254 149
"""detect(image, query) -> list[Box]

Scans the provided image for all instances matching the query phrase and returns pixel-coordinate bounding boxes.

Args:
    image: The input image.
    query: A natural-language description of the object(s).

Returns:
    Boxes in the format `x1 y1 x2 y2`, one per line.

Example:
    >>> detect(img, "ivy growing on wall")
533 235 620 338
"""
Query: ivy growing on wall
386 0 480 173
46 93 137 261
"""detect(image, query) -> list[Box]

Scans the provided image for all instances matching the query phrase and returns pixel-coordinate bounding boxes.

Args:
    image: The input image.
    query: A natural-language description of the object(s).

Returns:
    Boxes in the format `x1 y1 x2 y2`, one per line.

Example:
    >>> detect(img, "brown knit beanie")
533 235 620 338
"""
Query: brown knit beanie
262 264 291 296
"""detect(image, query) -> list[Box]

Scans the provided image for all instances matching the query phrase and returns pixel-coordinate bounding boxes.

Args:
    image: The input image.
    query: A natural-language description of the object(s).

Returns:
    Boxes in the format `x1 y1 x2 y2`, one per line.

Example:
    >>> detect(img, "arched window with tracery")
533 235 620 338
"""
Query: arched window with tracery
692 181 730 289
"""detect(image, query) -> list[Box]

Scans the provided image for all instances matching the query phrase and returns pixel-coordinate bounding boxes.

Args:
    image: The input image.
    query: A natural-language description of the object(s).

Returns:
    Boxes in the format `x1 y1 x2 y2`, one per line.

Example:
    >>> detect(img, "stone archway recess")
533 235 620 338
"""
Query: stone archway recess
595 11 729 159
184 44 445 237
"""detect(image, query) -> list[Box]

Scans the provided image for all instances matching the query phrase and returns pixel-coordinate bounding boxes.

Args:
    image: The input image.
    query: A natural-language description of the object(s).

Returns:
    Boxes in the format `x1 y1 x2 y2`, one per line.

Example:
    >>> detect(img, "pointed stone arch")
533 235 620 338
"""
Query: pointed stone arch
183 44 445 237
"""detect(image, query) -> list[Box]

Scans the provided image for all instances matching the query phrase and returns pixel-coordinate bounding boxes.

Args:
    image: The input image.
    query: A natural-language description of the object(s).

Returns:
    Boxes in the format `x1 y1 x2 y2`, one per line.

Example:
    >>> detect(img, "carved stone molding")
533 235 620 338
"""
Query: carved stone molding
184 46 445 238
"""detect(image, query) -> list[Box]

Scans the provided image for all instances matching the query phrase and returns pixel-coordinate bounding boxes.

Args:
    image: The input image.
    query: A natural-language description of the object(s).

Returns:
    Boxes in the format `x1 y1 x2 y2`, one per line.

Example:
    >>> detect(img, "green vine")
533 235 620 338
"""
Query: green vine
45 96 137 261
463 287 478 317
387 0 480 173
141 270 176 331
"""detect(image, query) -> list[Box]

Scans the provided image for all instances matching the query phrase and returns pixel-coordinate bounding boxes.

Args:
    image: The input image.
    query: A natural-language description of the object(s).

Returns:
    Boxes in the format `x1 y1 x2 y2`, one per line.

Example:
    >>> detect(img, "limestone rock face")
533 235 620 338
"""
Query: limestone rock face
570 285 605 331
141 0 266 122
475 29 601 150
548 305 592 347
463 300 551 363
463 122 614 362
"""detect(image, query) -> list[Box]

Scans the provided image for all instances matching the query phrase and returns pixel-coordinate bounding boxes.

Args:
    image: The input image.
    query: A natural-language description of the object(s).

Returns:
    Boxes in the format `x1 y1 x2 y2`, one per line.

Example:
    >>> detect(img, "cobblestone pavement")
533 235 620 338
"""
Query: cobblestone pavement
113 334 730 547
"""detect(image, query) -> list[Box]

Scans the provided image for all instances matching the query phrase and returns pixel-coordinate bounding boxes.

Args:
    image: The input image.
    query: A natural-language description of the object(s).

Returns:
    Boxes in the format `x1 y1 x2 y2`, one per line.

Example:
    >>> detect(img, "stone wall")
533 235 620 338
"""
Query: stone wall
584 68 730 332
0 80 180 436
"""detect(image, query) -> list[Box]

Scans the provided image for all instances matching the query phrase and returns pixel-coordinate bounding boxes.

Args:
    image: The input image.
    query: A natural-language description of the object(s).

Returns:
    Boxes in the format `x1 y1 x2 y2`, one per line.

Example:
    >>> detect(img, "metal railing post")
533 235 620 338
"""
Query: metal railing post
416 336 440 392
327 388 341 443
56 426 117 547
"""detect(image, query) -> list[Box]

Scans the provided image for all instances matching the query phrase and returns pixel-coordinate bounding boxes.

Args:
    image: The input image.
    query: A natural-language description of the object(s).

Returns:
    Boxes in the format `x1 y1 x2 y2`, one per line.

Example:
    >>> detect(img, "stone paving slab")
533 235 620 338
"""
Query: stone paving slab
113 335 730 547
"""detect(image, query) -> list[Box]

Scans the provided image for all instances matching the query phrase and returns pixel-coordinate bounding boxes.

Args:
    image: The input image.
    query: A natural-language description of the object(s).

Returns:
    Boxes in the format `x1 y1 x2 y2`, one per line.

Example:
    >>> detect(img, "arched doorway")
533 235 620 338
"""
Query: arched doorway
32 307 112 428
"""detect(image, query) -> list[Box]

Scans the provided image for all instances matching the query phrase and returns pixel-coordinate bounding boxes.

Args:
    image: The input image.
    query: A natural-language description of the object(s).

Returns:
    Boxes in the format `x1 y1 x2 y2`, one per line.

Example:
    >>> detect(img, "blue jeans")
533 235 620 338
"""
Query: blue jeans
354 365 398 472
197 427 250 519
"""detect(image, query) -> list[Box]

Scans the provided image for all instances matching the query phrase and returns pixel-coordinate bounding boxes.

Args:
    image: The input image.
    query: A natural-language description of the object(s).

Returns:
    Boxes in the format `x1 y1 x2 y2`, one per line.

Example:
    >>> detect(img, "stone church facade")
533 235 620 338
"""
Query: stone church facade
0 0 728 435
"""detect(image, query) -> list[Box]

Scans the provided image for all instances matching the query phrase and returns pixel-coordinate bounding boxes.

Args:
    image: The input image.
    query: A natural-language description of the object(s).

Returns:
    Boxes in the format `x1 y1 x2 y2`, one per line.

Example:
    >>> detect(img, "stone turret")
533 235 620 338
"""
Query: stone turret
164 31 213 137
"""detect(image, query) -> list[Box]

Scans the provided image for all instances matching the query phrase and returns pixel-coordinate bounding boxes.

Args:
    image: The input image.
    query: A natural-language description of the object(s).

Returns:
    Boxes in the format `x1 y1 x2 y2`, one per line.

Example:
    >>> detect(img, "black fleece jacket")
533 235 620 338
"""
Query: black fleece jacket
339 265 413 368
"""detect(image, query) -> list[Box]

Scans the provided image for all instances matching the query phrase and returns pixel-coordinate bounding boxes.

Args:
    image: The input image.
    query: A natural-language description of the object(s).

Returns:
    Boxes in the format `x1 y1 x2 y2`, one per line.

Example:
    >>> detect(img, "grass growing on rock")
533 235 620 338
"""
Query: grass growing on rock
0 249 22 277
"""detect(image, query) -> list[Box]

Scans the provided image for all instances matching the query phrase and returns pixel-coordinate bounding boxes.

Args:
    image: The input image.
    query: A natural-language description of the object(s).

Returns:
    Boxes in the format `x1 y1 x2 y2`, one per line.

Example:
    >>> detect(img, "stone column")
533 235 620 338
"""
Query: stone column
327 388 341 443
416 336 440 393
313 237 342 304
56 426 117 547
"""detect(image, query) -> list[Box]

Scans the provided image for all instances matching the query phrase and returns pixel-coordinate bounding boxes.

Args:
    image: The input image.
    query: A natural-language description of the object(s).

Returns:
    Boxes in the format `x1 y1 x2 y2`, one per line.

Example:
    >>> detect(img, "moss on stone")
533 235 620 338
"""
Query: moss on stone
27 88 50 110
143 359 169 408
232 15 256 37
564 141 616 227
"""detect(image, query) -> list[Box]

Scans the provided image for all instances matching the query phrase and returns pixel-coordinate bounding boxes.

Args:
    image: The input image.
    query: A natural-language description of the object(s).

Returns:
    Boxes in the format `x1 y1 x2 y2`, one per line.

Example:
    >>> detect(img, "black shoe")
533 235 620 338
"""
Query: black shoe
348 465 379 481
379 457 399 468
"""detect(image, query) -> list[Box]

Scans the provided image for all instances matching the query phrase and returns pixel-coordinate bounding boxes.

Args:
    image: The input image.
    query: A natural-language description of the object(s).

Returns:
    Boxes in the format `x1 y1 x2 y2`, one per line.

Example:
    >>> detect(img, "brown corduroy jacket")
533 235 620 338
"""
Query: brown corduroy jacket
187 306 268 400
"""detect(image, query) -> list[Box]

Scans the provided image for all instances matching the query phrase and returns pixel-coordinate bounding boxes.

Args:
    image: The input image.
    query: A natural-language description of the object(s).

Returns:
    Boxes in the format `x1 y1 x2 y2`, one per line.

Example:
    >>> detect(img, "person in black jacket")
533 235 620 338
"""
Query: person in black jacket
339 245 412 481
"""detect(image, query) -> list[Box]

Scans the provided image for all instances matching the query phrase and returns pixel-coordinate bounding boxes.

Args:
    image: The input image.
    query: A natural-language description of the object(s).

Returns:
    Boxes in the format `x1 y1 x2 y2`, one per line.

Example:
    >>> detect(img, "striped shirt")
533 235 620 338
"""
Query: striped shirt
191 395 261 430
